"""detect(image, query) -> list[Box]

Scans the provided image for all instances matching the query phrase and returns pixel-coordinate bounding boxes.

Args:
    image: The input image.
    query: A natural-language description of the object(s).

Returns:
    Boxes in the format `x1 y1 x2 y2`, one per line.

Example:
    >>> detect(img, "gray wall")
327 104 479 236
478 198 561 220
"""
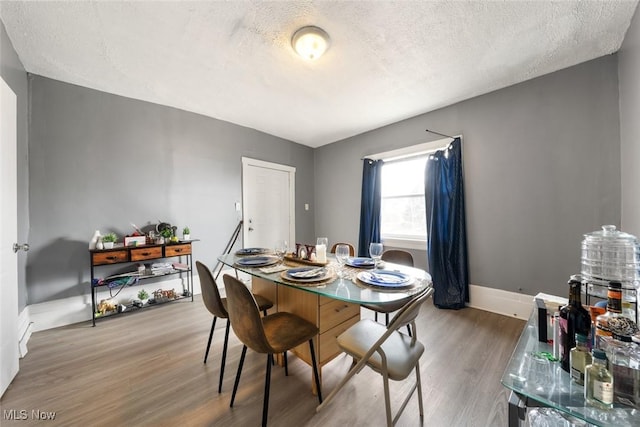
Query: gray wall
1 20 29 311
620 6 640 237
27 76 315 304
315 56 621 297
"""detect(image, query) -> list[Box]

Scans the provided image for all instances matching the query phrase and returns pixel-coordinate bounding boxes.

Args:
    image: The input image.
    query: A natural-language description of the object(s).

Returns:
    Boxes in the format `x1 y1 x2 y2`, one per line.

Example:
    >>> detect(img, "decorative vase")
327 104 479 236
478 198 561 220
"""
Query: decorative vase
89 230 101 249
96 237 104 250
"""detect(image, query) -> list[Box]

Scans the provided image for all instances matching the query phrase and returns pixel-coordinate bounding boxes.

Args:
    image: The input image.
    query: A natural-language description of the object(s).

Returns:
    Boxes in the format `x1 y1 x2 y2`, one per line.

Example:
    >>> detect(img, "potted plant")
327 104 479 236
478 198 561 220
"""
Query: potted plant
160 228 173 244
137 289 149 305
102 232 118 249
183 226 190 240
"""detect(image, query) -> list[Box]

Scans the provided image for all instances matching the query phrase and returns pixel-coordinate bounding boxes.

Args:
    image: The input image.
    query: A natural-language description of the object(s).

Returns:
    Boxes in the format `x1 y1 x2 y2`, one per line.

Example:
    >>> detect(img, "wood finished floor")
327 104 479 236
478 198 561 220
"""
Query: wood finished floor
0 295 524 427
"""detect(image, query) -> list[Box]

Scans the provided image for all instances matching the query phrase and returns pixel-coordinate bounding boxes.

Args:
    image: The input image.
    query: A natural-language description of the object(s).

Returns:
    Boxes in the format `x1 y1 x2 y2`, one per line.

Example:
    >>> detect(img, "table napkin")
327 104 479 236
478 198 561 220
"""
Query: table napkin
259 264 289 273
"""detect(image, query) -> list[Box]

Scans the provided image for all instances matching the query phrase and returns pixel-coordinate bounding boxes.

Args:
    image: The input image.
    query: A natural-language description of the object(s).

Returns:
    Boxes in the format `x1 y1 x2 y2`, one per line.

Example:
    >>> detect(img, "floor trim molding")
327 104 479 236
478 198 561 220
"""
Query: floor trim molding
19 276 530 345
17 306 32 358
25 275 203 333
468 284 532 320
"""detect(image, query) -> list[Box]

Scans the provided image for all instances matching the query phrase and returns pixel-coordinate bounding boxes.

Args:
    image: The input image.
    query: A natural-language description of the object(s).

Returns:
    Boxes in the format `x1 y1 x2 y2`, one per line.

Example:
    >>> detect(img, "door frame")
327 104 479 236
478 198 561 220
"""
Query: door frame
241 157 296 248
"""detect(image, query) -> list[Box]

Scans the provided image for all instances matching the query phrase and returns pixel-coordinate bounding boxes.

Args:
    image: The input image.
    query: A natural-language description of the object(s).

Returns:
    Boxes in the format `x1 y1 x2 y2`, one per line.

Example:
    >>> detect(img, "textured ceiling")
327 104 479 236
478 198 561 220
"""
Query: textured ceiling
1 1 638 147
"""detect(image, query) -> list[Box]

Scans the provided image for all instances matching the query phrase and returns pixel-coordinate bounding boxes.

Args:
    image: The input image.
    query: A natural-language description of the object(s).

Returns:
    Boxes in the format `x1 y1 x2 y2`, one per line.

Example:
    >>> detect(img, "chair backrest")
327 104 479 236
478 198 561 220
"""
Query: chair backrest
330 242 355 257
381 249 414 267
388 286 434 335
196 261 228 318
222 274 274 354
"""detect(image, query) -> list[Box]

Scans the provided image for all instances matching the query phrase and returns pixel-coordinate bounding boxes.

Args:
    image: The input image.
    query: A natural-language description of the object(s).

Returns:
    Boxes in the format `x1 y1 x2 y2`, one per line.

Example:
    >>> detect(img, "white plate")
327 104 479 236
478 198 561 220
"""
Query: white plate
357 270 413 288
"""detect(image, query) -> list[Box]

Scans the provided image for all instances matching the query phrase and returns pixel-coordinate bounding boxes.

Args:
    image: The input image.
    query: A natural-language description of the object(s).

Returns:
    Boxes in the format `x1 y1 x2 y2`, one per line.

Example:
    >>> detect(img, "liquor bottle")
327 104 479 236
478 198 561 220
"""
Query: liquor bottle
560 276 592 372
595 281 626 347
570 333 591 385
584 349 614 409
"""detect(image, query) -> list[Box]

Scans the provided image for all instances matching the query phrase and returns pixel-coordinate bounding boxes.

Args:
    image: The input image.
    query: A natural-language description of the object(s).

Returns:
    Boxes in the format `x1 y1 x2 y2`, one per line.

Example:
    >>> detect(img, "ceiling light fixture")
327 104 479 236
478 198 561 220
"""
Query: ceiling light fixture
291 26 330 60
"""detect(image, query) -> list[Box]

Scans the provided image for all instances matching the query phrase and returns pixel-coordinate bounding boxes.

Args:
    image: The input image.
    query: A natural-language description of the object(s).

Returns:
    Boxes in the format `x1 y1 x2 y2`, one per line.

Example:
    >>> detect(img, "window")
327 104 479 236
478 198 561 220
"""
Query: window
368 137 452 250
381 156 427 248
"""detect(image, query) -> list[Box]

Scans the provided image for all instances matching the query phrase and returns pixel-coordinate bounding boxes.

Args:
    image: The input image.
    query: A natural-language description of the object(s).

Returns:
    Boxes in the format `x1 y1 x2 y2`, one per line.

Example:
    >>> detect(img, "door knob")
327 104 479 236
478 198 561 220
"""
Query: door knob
13 243 30 253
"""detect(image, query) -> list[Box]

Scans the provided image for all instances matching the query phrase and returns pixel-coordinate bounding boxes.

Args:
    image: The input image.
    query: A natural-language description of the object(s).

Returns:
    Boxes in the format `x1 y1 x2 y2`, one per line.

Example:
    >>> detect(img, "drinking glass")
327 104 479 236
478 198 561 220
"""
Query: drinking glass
274 240 288 262
335 244 350 278
369 242 383 268
316 237 328 248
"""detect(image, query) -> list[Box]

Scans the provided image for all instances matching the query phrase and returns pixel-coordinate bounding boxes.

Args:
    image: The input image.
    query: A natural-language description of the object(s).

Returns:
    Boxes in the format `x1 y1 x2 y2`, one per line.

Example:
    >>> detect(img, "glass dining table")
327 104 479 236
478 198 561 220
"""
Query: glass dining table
217 252 432 392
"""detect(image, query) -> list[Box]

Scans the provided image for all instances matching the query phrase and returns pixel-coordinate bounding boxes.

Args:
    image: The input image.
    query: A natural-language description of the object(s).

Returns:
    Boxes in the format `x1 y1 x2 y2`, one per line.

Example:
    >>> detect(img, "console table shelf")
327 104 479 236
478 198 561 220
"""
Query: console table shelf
89 241 197 326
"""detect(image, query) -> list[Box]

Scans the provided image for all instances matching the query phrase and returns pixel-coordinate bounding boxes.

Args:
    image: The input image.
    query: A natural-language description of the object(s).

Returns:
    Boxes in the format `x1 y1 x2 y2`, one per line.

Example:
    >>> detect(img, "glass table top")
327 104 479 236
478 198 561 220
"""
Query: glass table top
217 253 432 305
501 310 640 426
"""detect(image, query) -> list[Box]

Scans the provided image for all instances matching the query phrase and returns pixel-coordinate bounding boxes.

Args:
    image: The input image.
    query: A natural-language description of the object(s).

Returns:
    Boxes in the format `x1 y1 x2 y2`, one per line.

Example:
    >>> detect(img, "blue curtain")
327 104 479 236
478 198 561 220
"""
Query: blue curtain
358 159 383 257
425 137 469 309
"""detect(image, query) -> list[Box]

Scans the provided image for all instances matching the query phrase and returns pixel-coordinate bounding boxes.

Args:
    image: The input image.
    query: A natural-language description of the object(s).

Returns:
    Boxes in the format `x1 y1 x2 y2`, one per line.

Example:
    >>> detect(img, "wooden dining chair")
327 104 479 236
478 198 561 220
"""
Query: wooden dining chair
195 261 273 393
223 274 323 427
362 249 415 332
330 242 355 256
317 286 434 426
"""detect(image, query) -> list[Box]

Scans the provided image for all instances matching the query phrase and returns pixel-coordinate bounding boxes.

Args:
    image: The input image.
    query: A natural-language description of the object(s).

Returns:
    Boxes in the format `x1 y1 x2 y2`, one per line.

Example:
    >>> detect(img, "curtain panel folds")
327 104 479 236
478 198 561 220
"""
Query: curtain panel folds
357 159 383 257
425 137 469 309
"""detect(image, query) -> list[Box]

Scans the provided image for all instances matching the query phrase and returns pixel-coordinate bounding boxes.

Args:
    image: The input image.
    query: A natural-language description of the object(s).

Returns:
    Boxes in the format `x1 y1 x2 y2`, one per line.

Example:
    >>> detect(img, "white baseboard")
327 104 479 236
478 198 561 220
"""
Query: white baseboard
26 275 203 333
468 284 533 320
17 307 33 358
20 275 529 341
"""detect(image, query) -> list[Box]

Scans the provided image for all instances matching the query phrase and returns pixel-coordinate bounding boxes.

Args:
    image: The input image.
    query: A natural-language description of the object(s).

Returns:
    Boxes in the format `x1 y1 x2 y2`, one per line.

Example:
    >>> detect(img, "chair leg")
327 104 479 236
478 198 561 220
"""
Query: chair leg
382 370 393 427
284 351 288 376
204 316 217 363
316 351 367 412
374 312 378 322
406 324 412 337
308 339 323 403
415 362 424 417
385 312 390 326
230 345 247 407
218 319 231 393
262 354 273 427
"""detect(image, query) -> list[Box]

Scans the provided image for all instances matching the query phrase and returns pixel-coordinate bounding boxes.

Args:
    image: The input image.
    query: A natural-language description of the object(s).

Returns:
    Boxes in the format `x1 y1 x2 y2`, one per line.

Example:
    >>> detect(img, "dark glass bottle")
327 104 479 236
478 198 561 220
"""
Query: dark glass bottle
560 276 592 372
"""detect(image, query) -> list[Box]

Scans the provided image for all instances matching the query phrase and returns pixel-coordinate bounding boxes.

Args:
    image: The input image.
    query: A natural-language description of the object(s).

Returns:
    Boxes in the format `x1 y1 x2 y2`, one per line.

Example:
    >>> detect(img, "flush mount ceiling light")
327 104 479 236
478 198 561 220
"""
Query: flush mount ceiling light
291 26 330 60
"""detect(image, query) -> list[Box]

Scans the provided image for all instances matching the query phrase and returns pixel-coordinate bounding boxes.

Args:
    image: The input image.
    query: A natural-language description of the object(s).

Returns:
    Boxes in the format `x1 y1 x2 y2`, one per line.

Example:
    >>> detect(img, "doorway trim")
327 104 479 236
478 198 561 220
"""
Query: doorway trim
241 157 296 248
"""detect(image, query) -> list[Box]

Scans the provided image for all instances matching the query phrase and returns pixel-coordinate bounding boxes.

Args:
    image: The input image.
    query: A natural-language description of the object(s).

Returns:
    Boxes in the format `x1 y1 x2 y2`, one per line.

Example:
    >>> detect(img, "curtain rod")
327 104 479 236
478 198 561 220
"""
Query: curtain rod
425 129 455 139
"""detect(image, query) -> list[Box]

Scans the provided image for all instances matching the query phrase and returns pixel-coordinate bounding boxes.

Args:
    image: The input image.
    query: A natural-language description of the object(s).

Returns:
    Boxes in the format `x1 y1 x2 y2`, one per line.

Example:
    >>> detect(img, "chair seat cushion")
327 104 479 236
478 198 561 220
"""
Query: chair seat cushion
337 319 424 381
262 312 319 353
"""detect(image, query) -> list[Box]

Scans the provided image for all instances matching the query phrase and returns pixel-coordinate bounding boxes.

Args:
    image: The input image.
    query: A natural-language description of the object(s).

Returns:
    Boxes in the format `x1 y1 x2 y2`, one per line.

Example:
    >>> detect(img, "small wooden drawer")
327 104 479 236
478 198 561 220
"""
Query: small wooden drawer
165 244 191 257
92 250 129 266
130 246 163 261
320 299 360 332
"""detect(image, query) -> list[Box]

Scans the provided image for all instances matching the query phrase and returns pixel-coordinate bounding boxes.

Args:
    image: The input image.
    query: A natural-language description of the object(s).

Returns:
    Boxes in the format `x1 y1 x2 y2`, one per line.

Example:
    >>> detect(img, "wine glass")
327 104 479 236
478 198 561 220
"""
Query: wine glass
274 240 288 262
369 242 383 269
335 244 350 278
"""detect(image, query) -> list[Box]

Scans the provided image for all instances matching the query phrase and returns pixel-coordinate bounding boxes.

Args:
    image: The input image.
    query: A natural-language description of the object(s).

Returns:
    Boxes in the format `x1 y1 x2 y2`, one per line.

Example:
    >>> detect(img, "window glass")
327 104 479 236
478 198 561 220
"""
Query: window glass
381 156 427 240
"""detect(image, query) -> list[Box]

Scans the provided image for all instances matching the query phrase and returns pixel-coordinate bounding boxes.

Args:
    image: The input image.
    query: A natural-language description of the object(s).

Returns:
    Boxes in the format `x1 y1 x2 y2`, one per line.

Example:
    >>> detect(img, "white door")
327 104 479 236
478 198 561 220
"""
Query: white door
242 158 295 250
0 77 19 397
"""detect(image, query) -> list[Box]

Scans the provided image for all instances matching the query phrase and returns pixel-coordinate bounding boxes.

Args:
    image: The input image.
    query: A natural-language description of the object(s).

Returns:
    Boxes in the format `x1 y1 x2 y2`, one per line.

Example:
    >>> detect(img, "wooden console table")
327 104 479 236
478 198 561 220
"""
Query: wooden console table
89 241 196 326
